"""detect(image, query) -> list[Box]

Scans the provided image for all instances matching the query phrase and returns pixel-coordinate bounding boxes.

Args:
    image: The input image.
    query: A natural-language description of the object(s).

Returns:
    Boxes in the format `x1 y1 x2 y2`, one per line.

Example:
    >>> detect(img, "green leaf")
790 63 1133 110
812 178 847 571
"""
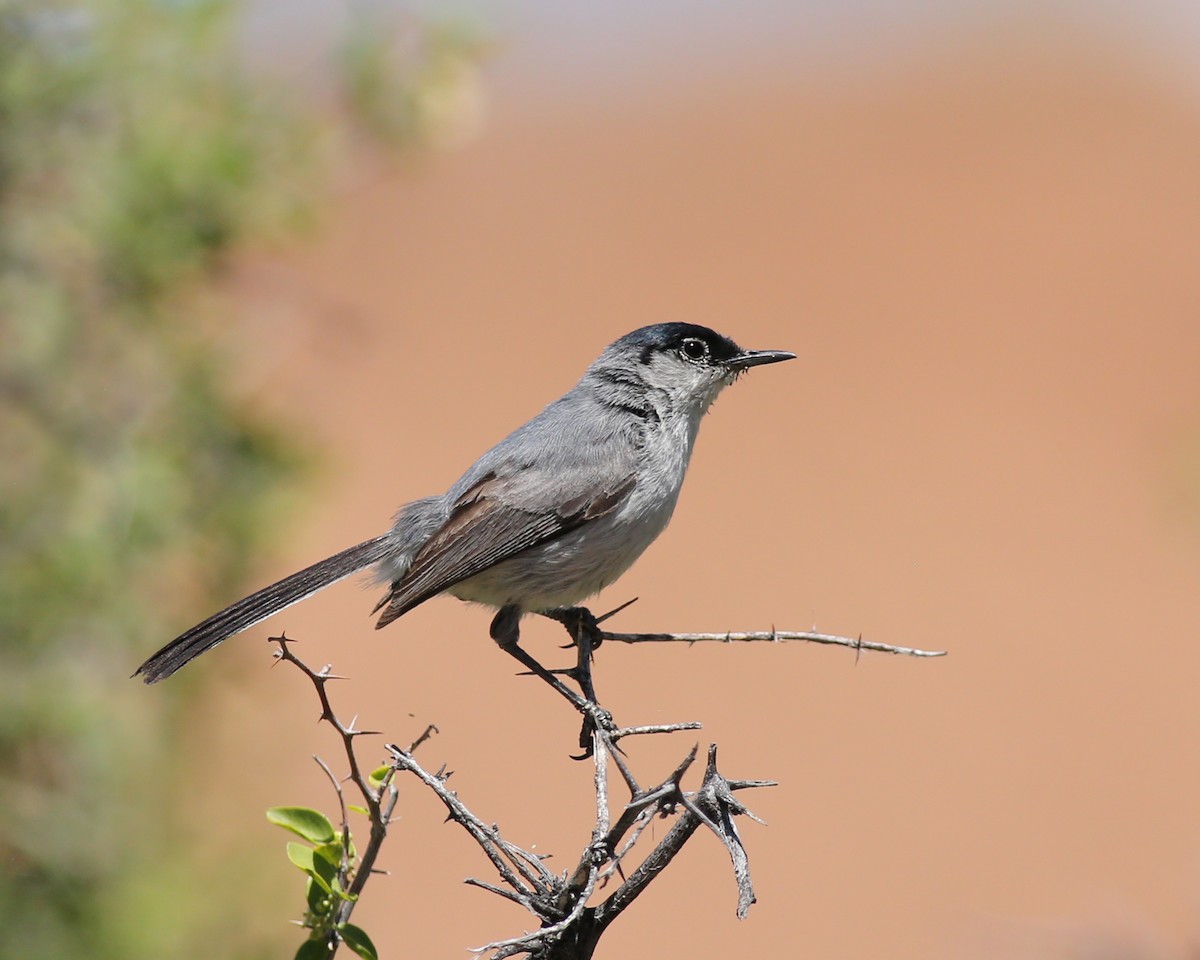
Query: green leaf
310 847 338 892
287 842 316 873
287 843 332 894
268 806 337 844
339 924 378 960
368 766 390 787
295 937 332 960
348 804 369 816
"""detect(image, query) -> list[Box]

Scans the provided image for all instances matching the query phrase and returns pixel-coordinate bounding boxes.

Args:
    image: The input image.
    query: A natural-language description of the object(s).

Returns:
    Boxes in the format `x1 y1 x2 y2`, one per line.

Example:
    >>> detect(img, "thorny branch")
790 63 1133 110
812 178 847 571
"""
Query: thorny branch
275 603 944 959
604 628 944 656
602 626 944 658
270 634 436 956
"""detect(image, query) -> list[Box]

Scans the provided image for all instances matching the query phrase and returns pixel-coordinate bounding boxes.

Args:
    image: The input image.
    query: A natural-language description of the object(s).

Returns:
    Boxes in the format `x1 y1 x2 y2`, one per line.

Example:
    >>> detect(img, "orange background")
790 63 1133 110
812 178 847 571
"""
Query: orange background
189 17 1200 959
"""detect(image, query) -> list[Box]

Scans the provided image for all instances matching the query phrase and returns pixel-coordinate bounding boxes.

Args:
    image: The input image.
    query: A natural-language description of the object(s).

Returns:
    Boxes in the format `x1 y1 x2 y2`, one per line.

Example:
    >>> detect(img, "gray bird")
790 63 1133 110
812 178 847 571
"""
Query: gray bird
135 323 794 683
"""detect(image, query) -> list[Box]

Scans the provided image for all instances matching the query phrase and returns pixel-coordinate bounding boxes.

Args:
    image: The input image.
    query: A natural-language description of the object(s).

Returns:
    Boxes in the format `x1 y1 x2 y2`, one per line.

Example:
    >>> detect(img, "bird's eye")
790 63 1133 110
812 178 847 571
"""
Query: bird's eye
680 338 708 361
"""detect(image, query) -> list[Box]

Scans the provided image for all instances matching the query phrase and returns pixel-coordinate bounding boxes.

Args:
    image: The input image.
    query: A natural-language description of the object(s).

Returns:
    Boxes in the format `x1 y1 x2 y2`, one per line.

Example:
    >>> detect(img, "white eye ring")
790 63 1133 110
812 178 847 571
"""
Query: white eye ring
680 338 708 361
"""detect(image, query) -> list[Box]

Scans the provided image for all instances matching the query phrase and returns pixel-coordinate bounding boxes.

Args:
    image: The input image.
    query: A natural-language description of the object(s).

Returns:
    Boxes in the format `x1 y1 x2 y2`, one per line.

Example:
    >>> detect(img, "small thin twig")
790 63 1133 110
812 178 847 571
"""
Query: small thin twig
407 723 439 753
600 628 946 657
611 722 703 741
464 877 539 910
386 743 557 899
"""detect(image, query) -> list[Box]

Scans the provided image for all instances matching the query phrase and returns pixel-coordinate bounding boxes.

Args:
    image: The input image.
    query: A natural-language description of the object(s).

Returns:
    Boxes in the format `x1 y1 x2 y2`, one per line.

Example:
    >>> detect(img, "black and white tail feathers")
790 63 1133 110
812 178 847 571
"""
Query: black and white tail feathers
135 535 392 683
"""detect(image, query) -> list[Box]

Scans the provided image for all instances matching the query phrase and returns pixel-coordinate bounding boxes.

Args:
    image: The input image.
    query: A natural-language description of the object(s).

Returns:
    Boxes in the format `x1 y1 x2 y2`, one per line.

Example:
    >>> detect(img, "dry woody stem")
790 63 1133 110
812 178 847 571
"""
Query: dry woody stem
272 602 943 958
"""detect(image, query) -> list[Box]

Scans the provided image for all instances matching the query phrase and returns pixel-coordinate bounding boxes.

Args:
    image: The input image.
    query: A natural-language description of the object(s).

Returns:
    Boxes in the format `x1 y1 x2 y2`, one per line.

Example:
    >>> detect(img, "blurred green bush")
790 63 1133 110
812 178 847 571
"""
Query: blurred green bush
0 1 484 957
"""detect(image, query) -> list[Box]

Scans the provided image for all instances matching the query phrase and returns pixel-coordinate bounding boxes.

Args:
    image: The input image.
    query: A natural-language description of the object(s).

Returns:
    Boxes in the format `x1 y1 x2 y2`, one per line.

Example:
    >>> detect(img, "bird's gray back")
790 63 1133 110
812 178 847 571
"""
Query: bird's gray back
448 385 645 511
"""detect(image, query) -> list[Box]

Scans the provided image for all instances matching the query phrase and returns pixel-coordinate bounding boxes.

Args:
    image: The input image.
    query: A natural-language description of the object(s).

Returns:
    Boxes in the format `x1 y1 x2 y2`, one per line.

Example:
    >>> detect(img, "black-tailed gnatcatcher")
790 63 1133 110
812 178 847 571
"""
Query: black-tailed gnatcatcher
135 323 794 683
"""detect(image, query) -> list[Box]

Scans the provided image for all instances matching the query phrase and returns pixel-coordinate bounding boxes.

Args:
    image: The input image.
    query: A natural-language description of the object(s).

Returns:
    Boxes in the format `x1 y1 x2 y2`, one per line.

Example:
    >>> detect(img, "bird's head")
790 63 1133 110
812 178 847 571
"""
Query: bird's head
595 323 795 415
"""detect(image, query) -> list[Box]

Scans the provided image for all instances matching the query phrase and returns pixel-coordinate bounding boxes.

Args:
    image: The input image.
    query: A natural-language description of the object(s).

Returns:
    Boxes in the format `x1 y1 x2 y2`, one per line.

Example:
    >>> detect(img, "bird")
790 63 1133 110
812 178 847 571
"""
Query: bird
135 323 794 684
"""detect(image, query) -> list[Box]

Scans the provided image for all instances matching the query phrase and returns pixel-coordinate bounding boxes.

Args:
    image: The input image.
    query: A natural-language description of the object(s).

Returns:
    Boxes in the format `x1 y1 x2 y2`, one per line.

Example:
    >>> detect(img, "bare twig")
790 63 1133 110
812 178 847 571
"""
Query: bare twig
600 627 946 657
611 722 703 741
407 723 439 752
464 877 537 909
269 635 418 954
385 743 557 903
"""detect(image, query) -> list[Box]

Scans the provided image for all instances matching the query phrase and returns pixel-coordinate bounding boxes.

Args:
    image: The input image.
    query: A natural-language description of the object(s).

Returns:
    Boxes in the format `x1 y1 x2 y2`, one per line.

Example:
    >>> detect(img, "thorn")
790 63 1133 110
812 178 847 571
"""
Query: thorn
596 597 639 624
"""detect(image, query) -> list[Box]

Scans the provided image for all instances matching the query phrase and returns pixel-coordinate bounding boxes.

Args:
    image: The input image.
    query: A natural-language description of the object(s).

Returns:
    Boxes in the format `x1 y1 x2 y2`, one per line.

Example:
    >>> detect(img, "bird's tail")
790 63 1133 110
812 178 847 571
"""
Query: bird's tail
135 535 392 683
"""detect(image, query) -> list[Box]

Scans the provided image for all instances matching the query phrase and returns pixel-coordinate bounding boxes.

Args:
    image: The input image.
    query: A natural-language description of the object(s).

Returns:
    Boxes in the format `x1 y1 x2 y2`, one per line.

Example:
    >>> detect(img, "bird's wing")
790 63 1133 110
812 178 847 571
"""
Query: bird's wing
373 469 636 626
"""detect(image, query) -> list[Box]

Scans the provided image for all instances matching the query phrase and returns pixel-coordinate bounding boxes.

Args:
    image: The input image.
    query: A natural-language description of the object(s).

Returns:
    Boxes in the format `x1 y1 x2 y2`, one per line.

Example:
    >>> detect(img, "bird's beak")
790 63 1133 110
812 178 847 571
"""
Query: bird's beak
728 348 797 369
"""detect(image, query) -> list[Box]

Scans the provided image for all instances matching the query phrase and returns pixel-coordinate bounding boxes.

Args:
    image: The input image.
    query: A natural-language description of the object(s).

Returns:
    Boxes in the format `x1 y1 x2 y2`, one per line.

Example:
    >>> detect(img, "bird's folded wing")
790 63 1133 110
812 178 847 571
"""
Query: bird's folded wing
373 471 636 626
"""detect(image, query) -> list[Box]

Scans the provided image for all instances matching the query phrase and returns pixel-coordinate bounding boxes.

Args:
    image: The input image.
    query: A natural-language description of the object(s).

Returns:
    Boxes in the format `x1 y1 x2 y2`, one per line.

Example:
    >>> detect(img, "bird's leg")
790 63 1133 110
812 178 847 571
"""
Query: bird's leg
537 605 625 756
540 606 605 703
490 605 613 734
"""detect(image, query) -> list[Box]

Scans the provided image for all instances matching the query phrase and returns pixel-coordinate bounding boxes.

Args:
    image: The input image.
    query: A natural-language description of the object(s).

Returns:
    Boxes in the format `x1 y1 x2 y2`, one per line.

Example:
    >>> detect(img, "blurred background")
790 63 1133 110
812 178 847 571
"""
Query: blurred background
3 0 1200 958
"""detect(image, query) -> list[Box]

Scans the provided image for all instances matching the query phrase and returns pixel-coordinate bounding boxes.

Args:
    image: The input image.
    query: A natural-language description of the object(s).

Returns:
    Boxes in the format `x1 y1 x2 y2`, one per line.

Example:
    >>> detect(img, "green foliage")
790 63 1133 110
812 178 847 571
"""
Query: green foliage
0 2 488 957
269 807 338 845
268 807 377 960
339 924 379 960
0 1 311 957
